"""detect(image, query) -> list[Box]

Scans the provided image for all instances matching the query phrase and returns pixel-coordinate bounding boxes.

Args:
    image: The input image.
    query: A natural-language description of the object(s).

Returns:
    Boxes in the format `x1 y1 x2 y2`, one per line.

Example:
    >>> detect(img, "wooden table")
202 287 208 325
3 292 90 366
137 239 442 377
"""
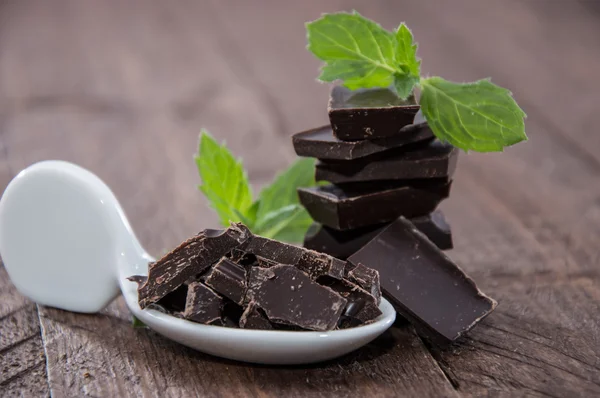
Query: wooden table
1 1 599 396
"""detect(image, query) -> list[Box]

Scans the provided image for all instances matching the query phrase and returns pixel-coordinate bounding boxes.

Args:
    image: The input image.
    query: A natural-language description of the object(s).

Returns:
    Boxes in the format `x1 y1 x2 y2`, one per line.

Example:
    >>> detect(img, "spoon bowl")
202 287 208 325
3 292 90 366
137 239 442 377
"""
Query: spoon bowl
0 161 395 364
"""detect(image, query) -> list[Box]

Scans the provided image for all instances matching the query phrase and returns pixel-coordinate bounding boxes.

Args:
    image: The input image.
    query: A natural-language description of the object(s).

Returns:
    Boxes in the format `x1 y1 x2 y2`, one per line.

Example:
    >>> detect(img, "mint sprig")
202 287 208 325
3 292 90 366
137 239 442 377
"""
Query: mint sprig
306 12 527 152
195 131 315 243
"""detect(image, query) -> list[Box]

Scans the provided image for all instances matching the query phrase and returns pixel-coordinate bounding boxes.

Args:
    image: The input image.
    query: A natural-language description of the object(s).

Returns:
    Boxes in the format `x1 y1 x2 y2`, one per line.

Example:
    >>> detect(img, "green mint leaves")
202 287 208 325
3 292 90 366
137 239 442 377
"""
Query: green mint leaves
195 131 253 226
306 11 420 98
420 77 527 152
306 12 527 152
195 131 315 243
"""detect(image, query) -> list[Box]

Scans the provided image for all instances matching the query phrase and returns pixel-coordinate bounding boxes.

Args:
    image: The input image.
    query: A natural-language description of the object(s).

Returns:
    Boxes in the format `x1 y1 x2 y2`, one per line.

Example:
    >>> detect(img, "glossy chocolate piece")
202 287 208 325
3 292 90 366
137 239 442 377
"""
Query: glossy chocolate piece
137 224 251 309
245 236 345 280
348 217 497 345
156 283 188 312
315 140 458 184
298 180 452 230
182 282 224 325
239 301 273 330
329 86 420 141
246 265 347 331
292 120 433 161
318 277 382 327
303 210 453 259
411 211 453 250
345 263 381 304
204 257 247 305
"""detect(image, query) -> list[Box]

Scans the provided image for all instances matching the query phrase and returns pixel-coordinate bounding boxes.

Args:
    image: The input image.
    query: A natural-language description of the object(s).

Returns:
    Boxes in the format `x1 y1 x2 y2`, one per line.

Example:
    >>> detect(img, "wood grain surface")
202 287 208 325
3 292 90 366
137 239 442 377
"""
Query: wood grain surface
1 0 599 397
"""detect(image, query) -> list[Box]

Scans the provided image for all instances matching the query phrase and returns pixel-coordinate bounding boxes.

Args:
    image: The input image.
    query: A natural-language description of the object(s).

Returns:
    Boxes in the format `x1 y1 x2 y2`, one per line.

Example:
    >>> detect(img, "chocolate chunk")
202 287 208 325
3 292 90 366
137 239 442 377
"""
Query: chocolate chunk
348 217 497 345
127 275 147 286
222 301 244 328
316 140 458 184
245 236 345 280
239 301 273 330
246 265 347 331
318 277 382 326
298 180 452 230
137 224 251 309
304 210 453 259
226 249 258 267
304 223 385 260
182 282 224 325
328 86 420 141
345 263 381 304
410 211 453 250
156 283 188 312
204 257 247 305
292 122 433 161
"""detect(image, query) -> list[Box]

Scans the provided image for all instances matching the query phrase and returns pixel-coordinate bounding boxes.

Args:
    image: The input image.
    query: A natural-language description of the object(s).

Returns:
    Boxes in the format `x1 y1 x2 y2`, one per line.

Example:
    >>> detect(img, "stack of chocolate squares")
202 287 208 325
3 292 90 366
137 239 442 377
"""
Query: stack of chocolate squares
293 86 459 260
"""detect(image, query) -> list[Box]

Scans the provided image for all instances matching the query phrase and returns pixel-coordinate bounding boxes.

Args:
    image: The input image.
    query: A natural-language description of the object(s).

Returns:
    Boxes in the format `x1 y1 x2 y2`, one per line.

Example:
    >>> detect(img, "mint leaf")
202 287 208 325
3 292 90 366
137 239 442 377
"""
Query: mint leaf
195 132 317 243
393 23 420 99
254 204 312 243
393 73 419 100
132 315 146 328
307 12 400 90
394 23 420 77
254 158 316 242
195 130 253 226
420 77 527 152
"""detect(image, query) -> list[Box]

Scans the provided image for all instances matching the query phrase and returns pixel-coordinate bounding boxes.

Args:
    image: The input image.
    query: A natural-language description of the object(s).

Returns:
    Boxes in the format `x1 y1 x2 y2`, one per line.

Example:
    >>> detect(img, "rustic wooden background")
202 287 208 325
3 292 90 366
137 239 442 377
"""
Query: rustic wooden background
1 0 599 397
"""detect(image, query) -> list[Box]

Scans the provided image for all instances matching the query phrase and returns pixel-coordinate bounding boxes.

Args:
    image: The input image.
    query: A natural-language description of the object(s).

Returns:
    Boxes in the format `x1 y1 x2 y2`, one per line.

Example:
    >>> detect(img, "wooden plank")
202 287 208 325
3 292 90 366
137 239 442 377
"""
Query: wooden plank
40 300 458 397
0 266 49 397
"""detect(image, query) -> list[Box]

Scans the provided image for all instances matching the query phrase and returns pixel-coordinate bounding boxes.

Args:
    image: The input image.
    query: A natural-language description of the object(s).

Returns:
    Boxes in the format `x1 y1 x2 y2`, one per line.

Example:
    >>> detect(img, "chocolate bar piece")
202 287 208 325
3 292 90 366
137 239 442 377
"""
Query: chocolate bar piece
411 211 453 250
245 236 345 280
316 140 458 184
137 224 250 309
318 277 382 327
292 121 433 161
239 301 273 330
304 211 454 259
182 282 224 325
298 180 451 230
329 86 420 141
246 265 347 331
348 217 497 345
303 223 385 260
345 263 381 304
204 257 247 305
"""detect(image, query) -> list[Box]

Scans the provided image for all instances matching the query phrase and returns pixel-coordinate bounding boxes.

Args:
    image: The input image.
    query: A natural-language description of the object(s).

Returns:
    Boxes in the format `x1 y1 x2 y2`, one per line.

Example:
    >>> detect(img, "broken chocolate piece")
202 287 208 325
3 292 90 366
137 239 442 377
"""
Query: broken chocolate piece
204 257 247 305
328 86 420 141
411 211 453 250
345 263 381 305
221 301 245 328
245 236 345 280
226 249 257 267
182 282 224 325
303 210 453 259
298 180 451 230
318 277 382 326
292 122 433 161
156 284 188 313
137 224 251 309
127 275 147 286
348 217 497 345
239 301 273 330
303 223 385 260
246 265 347 331
316 140 458 184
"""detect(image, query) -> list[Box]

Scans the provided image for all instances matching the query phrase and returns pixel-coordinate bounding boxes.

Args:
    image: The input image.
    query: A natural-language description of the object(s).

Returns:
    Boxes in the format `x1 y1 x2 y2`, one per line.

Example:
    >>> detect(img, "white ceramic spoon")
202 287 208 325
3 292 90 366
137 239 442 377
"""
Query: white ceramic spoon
0 160 395 365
